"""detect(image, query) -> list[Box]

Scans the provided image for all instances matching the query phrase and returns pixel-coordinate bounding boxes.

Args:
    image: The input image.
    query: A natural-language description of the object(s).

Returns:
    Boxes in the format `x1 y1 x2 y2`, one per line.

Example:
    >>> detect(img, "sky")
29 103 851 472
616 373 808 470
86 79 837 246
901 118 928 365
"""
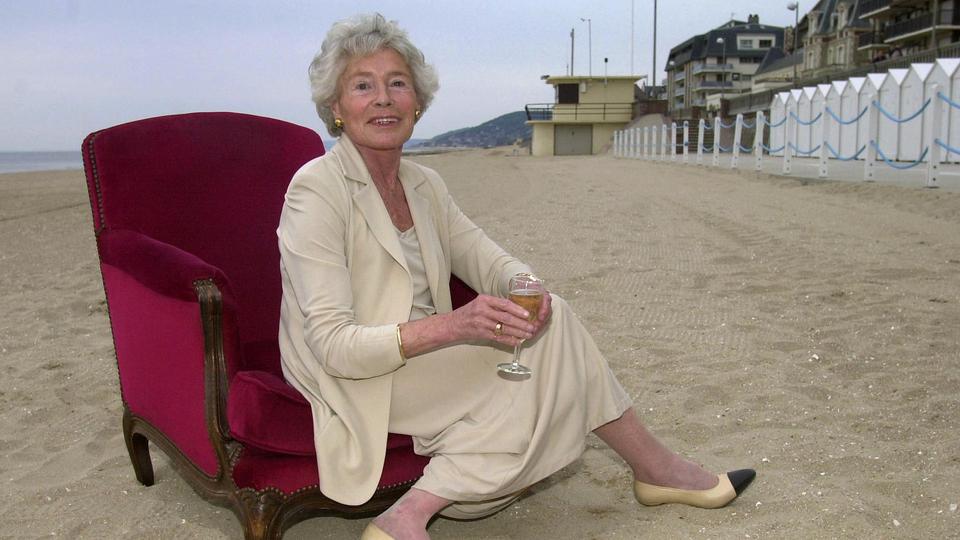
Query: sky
0 0 800 151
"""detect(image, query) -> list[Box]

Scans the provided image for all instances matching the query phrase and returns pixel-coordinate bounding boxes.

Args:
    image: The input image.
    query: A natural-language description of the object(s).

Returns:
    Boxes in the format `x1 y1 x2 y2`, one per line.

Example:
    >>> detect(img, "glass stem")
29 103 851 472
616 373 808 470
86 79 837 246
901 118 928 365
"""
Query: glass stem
512 340 524 366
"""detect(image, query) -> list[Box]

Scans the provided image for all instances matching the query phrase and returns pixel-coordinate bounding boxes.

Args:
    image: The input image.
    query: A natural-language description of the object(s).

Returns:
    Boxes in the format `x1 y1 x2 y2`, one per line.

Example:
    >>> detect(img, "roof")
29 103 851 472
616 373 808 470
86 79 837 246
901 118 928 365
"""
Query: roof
666 19 785 69
754 47 804 76
543 75 644 85
808 0 870 35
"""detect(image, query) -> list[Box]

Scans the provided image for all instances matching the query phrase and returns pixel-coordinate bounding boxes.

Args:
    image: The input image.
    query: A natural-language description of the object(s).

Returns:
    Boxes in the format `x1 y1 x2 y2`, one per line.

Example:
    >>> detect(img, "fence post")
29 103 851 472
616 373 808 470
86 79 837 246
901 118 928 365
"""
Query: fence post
755 111 765 171
732 113 743 169
647 126 657 159
864 93 878 181
661 124 668 161
818 101 829 178
683 121 690 164
783 102 794 174
639 127 644 159
712 116 721 167
926 83 941 188
697 119 705 165
671 122 678 161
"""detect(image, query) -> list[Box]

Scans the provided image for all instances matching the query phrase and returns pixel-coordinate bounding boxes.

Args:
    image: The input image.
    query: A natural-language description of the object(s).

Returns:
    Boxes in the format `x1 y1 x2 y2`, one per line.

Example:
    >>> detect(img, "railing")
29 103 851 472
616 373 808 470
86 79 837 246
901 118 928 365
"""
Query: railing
675 71 686 82
858 31 886 48
693 63 733 74
886 12 935 40
859 0 893 17
674 86 686 97
524 102 634 122
696 80 735 89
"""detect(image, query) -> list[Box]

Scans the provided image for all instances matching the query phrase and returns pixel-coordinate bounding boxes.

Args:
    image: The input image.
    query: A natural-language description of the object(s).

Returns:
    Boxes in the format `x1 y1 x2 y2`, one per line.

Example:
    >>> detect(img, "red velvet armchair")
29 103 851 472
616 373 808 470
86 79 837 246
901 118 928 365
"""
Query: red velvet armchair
82 112 477 539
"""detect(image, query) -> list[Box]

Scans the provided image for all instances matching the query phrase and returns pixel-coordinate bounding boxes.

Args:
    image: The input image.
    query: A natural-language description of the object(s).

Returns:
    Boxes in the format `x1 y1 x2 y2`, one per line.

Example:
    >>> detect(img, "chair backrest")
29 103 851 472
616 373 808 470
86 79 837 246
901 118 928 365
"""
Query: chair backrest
83 112 325 373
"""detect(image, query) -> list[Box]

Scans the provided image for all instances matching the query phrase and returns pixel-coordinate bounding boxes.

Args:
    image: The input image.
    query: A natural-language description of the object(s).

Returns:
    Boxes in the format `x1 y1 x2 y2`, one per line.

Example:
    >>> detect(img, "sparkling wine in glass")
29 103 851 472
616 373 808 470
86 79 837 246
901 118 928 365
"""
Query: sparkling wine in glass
497 274 544 376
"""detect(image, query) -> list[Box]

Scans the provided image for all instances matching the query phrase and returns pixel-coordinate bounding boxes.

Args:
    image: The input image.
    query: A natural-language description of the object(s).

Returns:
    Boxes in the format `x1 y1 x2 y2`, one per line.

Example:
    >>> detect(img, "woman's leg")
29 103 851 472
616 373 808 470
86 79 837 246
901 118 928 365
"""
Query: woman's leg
370 488 450 540
593 407 718 490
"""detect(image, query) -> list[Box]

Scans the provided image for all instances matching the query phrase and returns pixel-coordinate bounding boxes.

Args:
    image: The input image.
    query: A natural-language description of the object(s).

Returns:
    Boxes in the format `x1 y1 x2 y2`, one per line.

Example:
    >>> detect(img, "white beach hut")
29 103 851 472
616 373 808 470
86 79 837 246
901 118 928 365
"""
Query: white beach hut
840 77 866 158
861 73 888 160
876 68 909 162
825 81 846 157
785 88 803 156
813 84 831 155
769 92 789 156
931 58 960 162
900 63 934 161
795 87 818 154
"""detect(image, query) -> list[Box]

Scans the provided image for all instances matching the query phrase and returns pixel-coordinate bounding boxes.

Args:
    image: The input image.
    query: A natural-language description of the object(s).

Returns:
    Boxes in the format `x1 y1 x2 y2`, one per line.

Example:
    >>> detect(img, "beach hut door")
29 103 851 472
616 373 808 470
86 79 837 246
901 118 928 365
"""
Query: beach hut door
555 125 593 155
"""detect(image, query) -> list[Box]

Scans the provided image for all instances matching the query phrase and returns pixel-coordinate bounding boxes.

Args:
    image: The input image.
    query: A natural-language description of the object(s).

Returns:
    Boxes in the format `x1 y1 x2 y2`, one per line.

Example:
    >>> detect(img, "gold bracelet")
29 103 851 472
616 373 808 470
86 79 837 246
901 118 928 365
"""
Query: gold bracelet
396 323 407 361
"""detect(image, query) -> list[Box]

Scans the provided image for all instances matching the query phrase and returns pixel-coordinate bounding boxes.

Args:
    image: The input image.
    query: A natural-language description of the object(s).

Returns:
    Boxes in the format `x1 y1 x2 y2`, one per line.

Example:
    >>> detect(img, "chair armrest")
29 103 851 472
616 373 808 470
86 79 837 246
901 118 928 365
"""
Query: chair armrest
98 229 241 479
98 228 234 303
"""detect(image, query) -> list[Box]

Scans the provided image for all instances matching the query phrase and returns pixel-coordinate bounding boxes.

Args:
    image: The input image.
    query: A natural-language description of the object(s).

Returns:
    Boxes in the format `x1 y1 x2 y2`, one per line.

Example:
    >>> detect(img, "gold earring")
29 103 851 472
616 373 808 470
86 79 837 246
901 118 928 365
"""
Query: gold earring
334 118 344 129
415 110 421 120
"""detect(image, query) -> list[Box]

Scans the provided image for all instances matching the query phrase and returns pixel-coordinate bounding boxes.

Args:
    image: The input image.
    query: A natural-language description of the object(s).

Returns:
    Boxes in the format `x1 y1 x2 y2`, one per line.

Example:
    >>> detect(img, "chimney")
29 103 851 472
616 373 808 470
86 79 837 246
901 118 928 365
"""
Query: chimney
748 14 759 24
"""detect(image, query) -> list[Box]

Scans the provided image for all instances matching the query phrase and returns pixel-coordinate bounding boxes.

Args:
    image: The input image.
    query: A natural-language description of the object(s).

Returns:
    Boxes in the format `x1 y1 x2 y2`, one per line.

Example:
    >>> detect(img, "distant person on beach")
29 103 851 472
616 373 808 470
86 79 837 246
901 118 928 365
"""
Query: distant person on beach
277 13 755 540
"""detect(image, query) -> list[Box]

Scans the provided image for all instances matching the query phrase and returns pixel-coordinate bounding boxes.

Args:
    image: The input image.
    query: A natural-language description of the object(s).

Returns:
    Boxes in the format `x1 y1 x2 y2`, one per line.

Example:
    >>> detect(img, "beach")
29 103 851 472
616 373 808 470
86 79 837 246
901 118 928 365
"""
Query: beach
1 152 958 539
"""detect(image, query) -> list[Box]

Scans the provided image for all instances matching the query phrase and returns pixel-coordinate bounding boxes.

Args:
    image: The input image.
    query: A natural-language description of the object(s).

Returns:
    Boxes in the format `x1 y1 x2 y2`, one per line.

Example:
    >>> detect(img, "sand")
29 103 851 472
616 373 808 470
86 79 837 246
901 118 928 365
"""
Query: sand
1 152 958 539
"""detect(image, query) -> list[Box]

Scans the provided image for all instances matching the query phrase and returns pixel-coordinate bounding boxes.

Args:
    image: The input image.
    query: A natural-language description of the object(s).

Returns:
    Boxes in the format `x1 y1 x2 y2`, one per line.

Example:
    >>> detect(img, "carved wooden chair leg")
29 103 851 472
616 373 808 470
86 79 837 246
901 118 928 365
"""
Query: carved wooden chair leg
235 489 286 540
122 408 155 486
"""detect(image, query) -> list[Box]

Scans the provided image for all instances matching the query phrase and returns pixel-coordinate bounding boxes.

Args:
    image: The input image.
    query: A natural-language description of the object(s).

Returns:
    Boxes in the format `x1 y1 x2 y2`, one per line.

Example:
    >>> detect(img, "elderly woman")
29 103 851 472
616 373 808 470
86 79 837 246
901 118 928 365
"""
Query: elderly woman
278 13 755 540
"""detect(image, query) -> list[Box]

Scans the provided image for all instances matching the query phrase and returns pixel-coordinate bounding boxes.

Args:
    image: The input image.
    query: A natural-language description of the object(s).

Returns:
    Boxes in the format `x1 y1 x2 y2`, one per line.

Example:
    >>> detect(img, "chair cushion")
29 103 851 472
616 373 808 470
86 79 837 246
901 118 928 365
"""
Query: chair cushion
232 442 430 495
227 370 414 456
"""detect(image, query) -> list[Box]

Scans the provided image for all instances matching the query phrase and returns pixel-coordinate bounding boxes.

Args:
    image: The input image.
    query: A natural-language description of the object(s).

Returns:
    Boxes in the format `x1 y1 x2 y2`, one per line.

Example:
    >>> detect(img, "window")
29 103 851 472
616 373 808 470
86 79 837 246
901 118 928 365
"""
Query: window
740 39 753 49
731 72 741 81
742 74 752 81
759 39 773 48
557 83 579 104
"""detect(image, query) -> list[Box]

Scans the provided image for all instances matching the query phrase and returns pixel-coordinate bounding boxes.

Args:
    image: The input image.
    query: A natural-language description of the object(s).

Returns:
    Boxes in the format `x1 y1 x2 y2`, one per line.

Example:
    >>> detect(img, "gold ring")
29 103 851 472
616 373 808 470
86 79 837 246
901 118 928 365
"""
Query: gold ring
494 322 503 336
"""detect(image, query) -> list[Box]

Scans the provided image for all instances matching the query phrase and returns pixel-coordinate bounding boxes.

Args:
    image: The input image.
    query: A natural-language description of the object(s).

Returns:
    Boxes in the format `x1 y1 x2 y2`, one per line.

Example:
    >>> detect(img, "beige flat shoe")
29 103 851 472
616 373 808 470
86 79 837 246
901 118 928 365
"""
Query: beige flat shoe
360 522 394 540
634 469 756 509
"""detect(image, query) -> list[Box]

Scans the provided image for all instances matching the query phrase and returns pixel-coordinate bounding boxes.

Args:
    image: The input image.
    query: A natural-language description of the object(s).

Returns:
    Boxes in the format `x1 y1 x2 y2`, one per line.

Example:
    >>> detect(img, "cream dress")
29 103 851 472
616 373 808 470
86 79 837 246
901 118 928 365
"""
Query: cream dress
391 226 632 518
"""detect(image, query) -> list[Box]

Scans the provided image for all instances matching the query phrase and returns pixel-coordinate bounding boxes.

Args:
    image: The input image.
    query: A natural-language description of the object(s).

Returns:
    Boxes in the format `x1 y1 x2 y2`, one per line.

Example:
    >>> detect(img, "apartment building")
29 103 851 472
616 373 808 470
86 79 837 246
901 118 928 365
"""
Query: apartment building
858 0 960 58
666 15 785 116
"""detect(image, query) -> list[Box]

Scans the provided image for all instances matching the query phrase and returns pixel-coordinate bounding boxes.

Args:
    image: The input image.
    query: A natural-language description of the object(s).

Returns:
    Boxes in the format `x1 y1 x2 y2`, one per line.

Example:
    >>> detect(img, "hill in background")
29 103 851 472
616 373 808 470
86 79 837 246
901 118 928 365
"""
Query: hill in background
416 111 531 148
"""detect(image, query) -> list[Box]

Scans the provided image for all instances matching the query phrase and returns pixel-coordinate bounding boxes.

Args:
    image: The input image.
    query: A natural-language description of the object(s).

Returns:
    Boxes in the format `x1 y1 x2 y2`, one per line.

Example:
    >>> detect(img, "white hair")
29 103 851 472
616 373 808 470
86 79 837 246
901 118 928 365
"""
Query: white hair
309 13 439 136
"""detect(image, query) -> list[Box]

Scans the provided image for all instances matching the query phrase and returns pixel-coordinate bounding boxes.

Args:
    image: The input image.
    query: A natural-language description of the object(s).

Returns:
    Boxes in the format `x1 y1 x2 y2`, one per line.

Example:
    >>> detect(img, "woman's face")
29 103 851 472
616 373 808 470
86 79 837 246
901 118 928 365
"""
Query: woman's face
332 48 419 154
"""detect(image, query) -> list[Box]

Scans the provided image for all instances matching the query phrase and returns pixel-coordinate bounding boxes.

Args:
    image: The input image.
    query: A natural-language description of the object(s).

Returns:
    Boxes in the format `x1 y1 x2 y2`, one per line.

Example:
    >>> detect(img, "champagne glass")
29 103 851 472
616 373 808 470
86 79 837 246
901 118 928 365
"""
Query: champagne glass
497 273 545 376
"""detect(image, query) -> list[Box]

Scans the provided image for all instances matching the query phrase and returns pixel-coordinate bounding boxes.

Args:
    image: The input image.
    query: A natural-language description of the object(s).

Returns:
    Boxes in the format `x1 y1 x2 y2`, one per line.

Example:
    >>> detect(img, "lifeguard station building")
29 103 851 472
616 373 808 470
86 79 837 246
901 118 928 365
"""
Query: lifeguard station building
525 75 642 156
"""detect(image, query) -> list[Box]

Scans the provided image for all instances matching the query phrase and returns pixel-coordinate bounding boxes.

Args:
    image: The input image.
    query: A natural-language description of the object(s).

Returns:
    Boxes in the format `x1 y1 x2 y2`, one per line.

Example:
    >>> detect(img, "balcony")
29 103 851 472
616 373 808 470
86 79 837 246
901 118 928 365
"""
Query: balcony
524 102 634 122
859 0 893 18
885 10 960 42
694 80 735 90
858 31 888 49
674 86 686 97
674 71 686 82
692 63 733 74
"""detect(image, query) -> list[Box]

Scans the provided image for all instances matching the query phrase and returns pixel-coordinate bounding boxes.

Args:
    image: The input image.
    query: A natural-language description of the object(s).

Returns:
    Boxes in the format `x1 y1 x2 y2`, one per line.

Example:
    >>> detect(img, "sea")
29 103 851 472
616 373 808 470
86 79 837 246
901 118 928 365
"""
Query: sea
0 151 83 174
0 139 432 174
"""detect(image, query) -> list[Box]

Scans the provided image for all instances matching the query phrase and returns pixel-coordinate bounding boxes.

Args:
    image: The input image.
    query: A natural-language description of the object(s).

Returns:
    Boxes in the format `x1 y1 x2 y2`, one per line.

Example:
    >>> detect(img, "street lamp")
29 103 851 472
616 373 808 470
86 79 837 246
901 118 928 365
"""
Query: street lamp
580 17 592 77
716 37 726 103
787 2 799 86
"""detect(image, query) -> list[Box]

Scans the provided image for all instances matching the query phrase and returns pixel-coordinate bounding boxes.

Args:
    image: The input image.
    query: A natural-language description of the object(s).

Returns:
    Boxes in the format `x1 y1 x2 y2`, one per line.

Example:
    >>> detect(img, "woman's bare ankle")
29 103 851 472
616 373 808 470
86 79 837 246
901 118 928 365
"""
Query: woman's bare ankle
372 488 449 540
635 456 718 491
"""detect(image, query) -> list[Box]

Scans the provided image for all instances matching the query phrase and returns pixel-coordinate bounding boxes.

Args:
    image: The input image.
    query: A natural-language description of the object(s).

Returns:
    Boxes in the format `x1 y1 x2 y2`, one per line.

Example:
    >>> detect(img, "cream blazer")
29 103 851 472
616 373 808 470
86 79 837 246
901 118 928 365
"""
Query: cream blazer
277 135 531 506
